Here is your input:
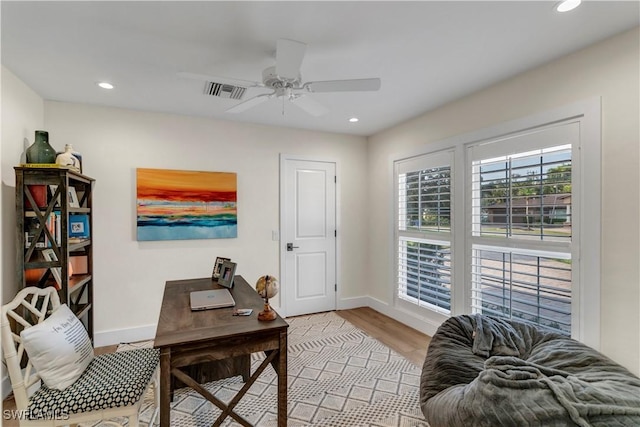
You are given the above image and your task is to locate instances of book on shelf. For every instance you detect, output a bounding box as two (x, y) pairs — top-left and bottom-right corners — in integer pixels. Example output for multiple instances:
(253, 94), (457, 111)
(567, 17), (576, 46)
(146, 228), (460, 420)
(68, 237), (90, 244)
(19, 163), (81, 172)
(25, 211), (63, 248)
(25, 216), (45, 248)
(25, 184), (47, 209)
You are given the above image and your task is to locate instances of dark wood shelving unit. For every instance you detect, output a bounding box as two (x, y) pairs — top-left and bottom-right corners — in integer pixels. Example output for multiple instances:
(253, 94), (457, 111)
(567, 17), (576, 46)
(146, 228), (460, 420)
(15, 166), (95, 340)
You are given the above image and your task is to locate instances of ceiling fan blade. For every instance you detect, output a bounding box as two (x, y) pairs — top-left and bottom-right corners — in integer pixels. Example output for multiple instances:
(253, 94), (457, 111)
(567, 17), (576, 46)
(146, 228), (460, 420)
(305, 78), (381, 93)
(226, 93), (273, 113)
(178, 71), (263, 88)
(276, 39), (307, 80)
(291, 95), (329, 117)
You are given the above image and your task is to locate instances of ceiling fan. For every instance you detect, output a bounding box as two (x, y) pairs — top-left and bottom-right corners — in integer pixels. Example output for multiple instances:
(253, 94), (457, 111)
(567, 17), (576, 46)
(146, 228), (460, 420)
(180, 39), (381, 117)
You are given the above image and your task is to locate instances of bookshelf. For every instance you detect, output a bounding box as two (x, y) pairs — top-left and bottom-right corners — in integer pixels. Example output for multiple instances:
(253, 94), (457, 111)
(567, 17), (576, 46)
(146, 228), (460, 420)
(15, 166), (94, 340)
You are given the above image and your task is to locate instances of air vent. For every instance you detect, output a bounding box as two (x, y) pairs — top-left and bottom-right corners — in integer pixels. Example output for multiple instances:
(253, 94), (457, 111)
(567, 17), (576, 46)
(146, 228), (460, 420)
(204, 82), (246, 100)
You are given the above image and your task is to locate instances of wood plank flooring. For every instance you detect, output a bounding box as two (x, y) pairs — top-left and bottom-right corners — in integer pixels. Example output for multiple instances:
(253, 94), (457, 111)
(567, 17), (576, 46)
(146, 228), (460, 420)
(336, 307), (430, 366)
(1, 307), (431, 424)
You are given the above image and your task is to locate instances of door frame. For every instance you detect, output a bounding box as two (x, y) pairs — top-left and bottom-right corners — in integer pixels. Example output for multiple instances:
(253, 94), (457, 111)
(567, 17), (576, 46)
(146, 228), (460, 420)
(279, 154), (340, 318)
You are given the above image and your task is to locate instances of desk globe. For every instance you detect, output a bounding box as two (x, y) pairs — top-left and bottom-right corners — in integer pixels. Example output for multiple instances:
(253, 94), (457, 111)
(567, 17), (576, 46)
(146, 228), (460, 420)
(255, 275), (279, 321)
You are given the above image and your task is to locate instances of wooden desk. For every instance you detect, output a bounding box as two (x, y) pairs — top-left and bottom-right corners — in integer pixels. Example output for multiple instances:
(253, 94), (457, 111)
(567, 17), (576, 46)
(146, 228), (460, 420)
(154, 276), (289, 427)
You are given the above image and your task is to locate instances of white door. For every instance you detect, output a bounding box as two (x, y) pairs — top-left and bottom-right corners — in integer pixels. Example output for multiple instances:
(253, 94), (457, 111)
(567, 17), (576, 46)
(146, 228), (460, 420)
(281, 156), (336, 317)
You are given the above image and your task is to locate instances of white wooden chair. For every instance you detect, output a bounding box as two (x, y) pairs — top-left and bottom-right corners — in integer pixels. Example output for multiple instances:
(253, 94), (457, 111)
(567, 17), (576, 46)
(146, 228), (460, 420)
(1, 286), (160, 427)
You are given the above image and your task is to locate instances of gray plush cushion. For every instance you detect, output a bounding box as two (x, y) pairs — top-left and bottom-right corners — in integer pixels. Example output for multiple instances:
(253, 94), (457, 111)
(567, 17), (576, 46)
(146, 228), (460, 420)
(420, 315), (640, 427)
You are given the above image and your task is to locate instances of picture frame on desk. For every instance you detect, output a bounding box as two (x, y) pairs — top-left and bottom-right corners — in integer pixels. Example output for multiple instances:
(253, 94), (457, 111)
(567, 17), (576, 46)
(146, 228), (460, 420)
(218, 261), (237, 289)
(212, 256), (231, 280)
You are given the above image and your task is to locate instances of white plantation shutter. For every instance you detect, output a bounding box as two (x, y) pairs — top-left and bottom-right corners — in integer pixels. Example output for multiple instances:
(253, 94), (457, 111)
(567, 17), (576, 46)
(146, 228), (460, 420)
(470, 246), (572, 334)
(467, 123), (577, 335)
(392, 103), (600, 346)
(396, 151), (453, 315)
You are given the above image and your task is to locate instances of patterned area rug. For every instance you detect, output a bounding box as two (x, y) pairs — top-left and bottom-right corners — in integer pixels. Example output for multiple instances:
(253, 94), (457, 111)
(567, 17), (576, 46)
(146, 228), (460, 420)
(95, 311), (428, 426)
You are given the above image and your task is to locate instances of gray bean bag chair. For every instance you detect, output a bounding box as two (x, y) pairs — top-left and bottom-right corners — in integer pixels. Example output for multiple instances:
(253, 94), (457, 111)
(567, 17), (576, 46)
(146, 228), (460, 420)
(420, 314), (640, 427)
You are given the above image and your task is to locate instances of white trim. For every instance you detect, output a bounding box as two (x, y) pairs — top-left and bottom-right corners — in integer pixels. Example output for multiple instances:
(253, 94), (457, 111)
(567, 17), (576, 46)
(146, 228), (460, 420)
(279, 154), (340, 318)
(93, 323), (157, 348)
(367, 296), (442, 338)
(337, 296), (369, 311)
(575, 97), (601, 350)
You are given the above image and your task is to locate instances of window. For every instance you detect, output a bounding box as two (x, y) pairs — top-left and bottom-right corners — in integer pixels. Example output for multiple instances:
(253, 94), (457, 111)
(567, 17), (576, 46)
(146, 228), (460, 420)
(396, 152), (453, 315)
(468, 125), (576, 335)
(470, 247), (571, 334)
(394, 100), (600, 346)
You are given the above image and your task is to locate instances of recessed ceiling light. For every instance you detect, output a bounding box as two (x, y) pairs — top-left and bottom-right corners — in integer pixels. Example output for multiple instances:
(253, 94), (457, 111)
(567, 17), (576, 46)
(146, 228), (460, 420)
(97, 82), (114, 90)
(349, 117), (359, 123)
(556, 0), (581, 12)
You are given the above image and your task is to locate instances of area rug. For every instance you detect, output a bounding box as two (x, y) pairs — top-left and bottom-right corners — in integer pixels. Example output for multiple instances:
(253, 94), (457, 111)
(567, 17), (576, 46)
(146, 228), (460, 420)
(90, 311), (428, 426)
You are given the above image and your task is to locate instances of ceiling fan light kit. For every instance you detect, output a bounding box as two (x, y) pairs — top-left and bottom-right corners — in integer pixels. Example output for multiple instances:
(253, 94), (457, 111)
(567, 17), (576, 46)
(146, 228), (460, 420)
(183, 38), (381, 117)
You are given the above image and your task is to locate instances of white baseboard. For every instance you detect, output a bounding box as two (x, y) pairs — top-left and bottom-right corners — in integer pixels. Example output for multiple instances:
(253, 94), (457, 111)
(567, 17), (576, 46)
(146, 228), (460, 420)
(94, 324), (157, 348)
(337, 296), (369, 310)
(366, 296), (443, 337)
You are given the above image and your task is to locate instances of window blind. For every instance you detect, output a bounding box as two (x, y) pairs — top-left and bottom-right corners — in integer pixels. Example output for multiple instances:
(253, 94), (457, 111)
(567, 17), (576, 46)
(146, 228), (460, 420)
(471, 247), (571, 335)
(396, 151), (453, 315)
(467, 122), (576, 336)
(399, 166), (451, 232)
(398, 237), (451, 314)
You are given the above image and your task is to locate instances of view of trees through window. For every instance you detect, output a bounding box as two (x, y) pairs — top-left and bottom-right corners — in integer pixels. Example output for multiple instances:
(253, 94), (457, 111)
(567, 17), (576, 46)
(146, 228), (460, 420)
(402, 166), (451, 232)
(473, 147), (572, 241)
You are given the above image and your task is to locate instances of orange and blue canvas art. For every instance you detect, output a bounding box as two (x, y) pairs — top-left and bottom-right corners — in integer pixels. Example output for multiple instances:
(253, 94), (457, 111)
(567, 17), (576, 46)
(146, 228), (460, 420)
(136, 168), (237, 241)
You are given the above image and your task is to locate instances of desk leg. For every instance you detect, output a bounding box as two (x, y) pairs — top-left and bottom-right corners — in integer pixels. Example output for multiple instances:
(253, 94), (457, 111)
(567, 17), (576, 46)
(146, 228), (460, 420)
(160, 348), (171, 427)
(277, 330), (287, 427)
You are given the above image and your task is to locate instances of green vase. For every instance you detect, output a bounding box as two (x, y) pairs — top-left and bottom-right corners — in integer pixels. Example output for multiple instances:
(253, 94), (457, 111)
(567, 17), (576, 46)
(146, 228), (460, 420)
(26, 130), (56, 164)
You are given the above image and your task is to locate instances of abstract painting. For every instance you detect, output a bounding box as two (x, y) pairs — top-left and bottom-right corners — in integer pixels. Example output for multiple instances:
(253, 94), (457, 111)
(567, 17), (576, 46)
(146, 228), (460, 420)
(136, 168), (237, 241)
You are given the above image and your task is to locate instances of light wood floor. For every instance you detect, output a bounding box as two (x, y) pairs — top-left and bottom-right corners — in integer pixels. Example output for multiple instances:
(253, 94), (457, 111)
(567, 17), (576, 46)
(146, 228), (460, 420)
(336, 307), (430, 366)
(1, 307), (430, 424)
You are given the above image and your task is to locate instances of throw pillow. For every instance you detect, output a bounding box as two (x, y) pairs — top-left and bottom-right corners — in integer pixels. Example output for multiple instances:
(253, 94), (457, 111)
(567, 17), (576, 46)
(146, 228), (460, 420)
(20, 303), (94, 390)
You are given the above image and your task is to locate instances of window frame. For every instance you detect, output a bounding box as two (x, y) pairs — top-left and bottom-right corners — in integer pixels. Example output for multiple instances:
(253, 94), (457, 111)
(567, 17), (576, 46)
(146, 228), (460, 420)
(394, 149), (455, 320)
(392, 98), (601, 349)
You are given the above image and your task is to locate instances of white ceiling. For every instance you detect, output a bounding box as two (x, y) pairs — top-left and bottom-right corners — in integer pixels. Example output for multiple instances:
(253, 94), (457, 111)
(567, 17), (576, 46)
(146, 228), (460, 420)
(2, 1), (638, 136)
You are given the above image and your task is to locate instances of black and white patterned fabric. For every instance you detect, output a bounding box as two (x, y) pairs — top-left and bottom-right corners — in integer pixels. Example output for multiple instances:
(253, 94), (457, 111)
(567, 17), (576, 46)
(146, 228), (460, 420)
(27, 348), (159, 419)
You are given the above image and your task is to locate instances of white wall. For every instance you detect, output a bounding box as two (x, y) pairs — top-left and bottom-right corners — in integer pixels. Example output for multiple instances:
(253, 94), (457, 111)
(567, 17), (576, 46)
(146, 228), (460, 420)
(1, 66), (45, 304)
(1, 66), (45, 398)
(41, 102), (368, 345)
(367, 28), (640, 375)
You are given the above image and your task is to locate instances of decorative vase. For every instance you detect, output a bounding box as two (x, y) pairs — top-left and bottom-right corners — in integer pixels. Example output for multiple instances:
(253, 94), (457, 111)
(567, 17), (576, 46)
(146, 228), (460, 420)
(26, 130), (56, 164)
(71, 148), (83, 173)
(56, 144), (81, 171)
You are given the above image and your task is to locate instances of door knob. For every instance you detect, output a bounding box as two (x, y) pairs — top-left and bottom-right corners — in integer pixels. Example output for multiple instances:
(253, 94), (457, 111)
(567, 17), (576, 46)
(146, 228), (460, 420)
(286, 243), (300, 251)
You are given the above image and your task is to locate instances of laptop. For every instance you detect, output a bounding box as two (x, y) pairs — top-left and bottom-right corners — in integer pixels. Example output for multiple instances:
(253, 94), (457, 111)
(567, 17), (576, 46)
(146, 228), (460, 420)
(190, 289), (236, 311)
